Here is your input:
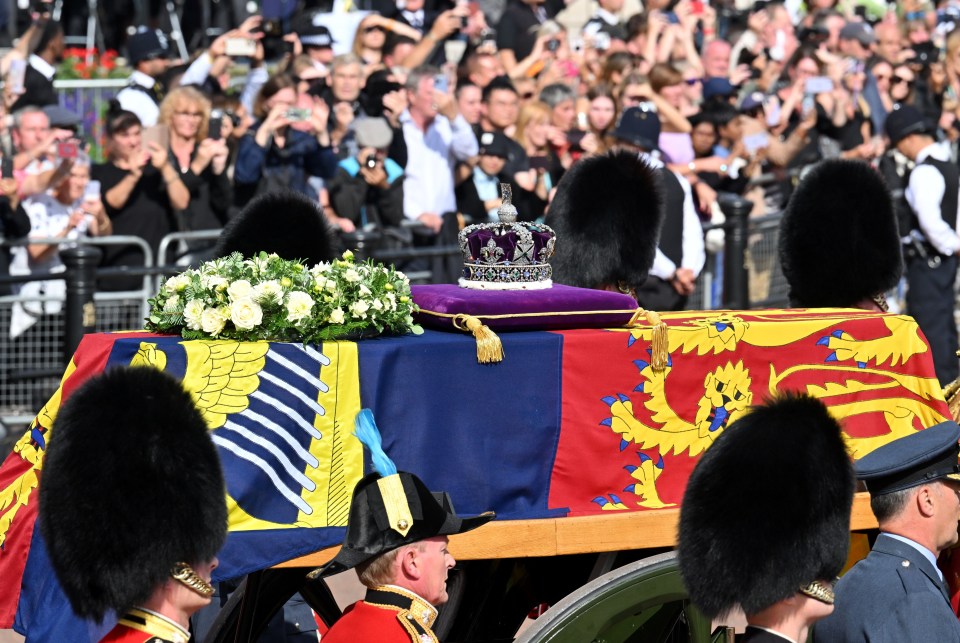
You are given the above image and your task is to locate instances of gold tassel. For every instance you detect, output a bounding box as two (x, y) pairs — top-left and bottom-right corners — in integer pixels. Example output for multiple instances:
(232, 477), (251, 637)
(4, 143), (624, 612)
(628, 308), (669, 373)
(944, 377), (960, 423)
(453, 314), (504, 364)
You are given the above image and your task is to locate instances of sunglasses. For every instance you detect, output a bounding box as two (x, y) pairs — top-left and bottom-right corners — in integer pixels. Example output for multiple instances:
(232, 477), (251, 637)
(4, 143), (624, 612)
(873, 74), (891, 81)
(892, 76), (914, 86)
(684, 78), (702, 86)
(364, 25), (385, 33)
(624, 95), (646, 103)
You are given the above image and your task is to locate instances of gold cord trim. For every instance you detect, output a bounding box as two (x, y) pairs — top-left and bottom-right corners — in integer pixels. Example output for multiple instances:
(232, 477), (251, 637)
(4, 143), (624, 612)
(171, 562), (215, 597)
(451, 314), (504, 364)
(799, 580), (835, 605)
(423, 307), (669, 366)
(944, 375), (960, 423)
(419, 308), (640, 321)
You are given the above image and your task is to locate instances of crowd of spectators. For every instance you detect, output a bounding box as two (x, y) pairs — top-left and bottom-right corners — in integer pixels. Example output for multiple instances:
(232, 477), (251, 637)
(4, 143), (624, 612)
(1, 0), (960, 309)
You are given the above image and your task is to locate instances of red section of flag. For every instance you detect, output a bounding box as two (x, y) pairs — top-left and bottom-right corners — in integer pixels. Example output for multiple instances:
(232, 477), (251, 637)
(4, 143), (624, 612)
(549, 311), (948, 518)
(0, 332), (150, 627)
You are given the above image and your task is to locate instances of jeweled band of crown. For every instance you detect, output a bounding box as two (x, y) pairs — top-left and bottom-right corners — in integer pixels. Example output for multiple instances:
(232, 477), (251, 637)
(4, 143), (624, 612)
(458, 183), (557, 290)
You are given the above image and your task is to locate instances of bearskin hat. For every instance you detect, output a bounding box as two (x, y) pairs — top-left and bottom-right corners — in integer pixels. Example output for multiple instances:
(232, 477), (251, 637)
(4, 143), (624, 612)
(779, 159), (902, 308)
(39, 366), (227, 622)
(677, 393), (854, 619)
(215, 189), (336, 266)
(548, 150), (664, 294)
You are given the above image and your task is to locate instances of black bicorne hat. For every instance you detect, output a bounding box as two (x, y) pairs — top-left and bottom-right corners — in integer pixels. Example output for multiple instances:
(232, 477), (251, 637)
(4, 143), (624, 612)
(308, 410), (494, 579)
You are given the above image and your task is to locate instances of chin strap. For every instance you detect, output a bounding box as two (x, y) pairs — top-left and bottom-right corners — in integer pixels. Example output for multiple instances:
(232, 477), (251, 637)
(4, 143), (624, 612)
(799, 580), (835, 605)
(171, 562), (215, 597)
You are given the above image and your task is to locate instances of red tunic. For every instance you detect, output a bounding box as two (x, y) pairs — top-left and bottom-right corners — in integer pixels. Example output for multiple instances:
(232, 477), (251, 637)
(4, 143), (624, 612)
(322, 586), (440, 643)
(99, 608), (190, 643)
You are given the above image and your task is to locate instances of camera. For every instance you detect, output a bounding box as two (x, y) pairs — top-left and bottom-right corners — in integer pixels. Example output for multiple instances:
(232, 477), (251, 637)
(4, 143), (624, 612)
(364, 154), (378, 169)
(546, 38), (560, 52)
(285, 107), (312, 122)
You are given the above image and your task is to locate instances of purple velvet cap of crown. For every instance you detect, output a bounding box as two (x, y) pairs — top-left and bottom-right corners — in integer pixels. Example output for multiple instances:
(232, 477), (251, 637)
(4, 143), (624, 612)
(462, 225), (555, 265)
(412, 284), (639, 331)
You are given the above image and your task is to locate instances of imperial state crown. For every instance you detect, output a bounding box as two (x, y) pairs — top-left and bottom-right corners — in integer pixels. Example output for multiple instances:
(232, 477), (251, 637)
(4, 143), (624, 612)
(457, 183), (556, 289)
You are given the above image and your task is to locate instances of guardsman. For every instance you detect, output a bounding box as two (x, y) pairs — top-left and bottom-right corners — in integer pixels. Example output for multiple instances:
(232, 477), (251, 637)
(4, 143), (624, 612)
(814, 422), (960, 642)
(39, 367), (227, 642)
(885, 105), (960, 384)
(679, 394), (855, 643)
(779, 158), (903, 311)
(309, 410), (494, 642)
(548, 146), (665, 300)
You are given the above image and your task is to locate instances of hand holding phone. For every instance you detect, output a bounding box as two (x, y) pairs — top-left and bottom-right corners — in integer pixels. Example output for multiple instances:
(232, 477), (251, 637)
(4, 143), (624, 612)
(434, 74), (449, 94)
(208, 109), (223, 140)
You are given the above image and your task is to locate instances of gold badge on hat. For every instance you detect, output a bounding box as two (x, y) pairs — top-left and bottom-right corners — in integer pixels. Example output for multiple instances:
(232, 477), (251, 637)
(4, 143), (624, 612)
(377, 473), (414, 536)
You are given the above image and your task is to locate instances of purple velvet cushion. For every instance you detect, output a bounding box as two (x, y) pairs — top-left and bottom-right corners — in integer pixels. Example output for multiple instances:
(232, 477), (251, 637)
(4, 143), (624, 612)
(412, 284), (639, 331)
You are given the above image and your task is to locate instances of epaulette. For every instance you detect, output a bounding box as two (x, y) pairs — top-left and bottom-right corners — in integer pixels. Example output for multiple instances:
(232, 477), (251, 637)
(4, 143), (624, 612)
(366, 586), (440, 643)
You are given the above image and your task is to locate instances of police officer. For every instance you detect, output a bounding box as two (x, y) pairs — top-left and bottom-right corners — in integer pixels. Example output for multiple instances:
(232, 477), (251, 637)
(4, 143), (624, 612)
(116, 29), (172, 127)
(679, 394), (855, 643)
(309, 411), (494, 642)
(885, 105), (960, 385)
(814, 422), (960, 642)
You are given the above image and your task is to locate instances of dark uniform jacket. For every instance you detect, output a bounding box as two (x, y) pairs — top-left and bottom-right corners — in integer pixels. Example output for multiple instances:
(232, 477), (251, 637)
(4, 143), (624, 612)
(813, 533), (960, 642)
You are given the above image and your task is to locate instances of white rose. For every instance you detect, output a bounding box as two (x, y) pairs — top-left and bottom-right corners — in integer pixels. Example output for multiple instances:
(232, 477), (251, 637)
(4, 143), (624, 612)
(163, 295), (181, 312)
(386, 293), (397, 310)
(329, 307), (345, 324)
(372, 298), (383, 310)
(201, 275), (228, 291)
(325, 280), (338, 294)
(349, 300), (370, 319)
(200, 307), (226, 336)
(183, 299), (206, 330)
(227, 279), (254, 302)
(358, 284), (372, 297)
(165, 274), (190, 292)
(344, 269), (360, 283)
(254, 280), (283, 305)
(230, 298), (264, 330)
(285, 291), (315, 322)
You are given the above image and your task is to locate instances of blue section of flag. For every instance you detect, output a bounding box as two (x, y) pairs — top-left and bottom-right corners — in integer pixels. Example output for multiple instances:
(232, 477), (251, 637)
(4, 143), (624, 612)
(357, 329), (567, 520)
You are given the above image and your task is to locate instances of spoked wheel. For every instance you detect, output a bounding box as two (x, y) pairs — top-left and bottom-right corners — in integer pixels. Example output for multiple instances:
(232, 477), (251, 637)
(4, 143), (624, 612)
(514, 551), (717, 643)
